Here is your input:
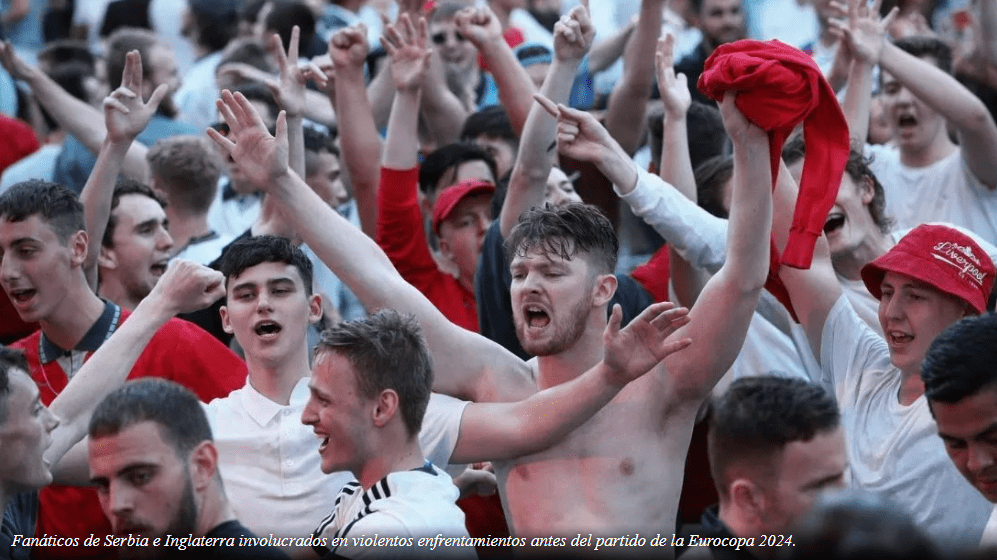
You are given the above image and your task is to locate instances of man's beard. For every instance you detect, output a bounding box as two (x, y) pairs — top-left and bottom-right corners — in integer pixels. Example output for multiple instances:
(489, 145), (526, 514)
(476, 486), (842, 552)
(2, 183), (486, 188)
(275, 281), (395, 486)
(516, 295), (590, 357)
(118, 474), (198, 559)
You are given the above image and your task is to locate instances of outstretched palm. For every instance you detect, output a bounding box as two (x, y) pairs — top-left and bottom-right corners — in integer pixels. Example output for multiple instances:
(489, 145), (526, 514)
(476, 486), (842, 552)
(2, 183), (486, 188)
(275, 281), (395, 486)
(104, 50), (167, 144)
(384, 14), (431, 91)
(656, 34), (691, 117)
(603, 302), (692, 385)
(208, 90), (290, 192)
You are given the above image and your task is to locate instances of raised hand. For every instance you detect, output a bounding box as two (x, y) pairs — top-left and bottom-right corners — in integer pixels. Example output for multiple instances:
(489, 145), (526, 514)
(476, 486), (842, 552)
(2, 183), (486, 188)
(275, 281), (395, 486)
(328, 22), (370, 72)
(602, 302), (692, 385)
(719, 92), (765, 145)
(0, 40), (36, 81)
(382, 13), (431, 92)
(207, 90), (290, 192)
(454, 6), (504, 48)
(103, 50), (168, 145)
(829, 0), (898, 65)
(535, 93), (615, 164)
(145, 259), (226, 315)
(266, 26), (322, 118)
(553, 0), (595, 63)
(655, 34), (691, 118)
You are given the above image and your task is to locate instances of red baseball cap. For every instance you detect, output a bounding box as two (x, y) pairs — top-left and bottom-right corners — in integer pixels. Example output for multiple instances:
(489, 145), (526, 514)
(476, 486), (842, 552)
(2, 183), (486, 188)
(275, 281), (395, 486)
(861, 224), (995, 314)
(432, 179), (495, 235)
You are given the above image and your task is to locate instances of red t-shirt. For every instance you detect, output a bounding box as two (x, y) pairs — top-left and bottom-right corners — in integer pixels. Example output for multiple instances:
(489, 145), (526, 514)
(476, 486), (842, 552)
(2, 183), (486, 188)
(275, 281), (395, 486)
(376, 166), (479, 332)
(13, 310), (246, 560)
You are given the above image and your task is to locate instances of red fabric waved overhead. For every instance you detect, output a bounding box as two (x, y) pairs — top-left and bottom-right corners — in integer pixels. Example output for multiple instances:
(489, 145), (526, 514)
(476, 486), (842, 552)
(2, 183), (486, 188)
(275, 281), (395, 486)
(698, 39), (850, 318)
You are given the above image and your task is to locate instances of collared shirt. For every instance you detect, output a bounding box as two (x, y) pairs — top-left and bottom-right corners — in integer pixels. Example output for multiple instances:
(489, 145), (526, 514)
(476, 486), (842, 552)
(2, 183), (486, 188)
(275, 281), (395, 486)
(39, 299), (120, 383)
(203, 378), (468, 538)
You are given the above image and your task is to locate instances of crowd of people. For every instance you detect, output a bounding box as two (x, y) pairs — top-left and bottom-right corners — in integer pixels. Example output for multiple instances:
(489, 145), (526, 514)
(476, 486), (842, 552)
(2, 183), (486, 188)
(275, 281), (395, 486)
(1, 0), (997, 559)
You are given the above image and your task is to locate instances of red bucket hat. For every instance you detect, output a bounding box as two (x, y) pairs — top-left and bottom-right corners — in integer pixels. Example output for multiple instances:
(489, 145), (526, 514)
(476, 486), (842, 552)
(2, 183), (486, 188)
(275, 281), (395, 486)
(432, 179), (495, 235)
(861, 224), (995, 314)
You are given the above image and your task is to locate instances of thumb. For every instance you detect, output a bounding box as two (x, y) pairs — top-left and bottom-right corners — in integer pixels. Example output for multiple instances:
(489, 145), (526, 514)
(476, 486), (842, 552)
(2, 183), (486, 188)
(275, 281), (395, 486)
(147, 83), (170, 111)
(605, 303), (623, 340)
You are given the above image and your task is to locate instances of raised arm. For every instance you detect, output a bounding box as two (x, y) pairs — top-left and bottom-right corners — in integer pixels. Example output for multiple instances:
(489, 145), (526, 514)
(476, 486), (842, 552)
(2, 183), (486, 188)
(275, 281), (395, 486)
(208, 91), (535, 404)
(81, 51), (167, 290)
(382, 14), (430, 171)
(653, 96), (771, 405)
(451, 302), (691, 463)
(324, 23), (382, 237)
(603, 0), (663, 155)
(419, 44), (472, 146)
(45, 261), (225, 468)
(456, 5), (537, 133)
(776, 158), (844, 359)
(0, 40), (151, 182)
(833, 0), (896, 146)
(654, 33), (702, 307)
(500, 0), (594, 237)
(265, 26), (311, 178)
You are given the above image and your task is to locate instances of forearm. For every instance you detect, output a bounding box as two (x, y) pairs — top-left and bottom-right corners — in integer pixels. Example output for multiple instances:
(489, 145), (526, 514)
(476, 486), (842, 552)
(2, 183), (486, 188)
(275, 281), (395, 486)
(383, 88), (422, 169)
(368, 63), (397, 131)
(287, 115), (306, 178)
(479, 41), (538, 133)
(721, 134), (771, 293)
(81, 138), (131, 287)
(45, 295), (174, 464)
(501, 58), (581, 235)
(419, 52), (469, 145)
(880, 42), (991, 130)
(302, 89), (336, 127)
(452, 360), (624, 463)
(588, 22), (635, 73)
(334, 70), (383, 237)
(660, 112), (695, 199)
(618, 168), (729, 273)
(842, 60), (873, 146)
(603, 0), (662, 154)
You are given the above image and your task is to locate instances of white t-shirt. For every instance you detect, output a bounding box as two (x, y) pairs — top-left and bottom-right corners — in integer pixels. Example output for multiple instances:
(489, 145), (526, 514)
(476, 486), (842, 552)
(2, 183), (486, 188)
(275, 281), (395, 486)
(866, 144), (997, 245)
(203, 379), (469, 538)
(821, 296), (993, 548)
(311, 465), (476, 559)
(982, 506), (997, 548)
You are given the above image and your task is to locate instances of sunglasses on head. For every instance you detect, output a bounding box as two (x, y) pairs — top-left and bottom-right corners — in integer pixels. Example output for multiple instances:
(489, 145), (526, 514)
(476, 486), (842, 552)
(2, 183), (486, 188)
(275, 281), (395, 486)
(431, 30), (466, 45)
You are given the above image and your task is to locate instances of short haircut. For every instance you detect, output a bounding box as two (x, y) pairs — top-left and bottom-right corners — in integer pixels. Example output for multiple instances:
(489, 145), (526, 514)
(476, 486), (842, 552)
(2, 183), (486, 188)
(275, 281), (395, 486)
(460, 106), (518, 147)
(430, 1), (467, 22)
(37, 39), (97, 74)
(88, 378), (213, 459)
(647, 101), (727, 171)
(315, 310), (432, 438)
(504, 202), (618, 275)
(105, 27), (161, 91)
(694, 155), (734, 219)
(782, 134), (893, 234)
(708, 376), (840, 499)
(922, 313), (997, 405)
(146, 135), (223, 216)
(303, 127), (340, 178)
(893, 35), (952, 74)
(265, 1), (316, 55)
(0, 180), (86, 244)
(0, 348), (29, 424)
(102, 178), (168, 249)
(218, 235), (314, 296)
(418, 143), (498, 197)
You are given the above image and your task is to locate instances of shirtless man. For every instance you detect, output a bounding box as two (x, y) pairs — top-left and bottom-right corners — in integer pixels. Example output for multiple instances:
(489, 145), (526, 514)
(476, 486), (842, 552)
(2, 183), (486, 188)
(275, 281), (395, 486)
(207, 88), (771, 542)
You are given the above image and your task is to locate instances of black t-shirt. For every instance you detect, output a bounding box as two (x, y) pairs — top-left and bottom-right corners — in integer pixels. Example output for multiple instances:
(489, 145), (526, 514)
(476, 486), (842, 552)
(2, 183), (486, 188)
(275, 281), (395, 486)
(0, 492), (38, 560)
